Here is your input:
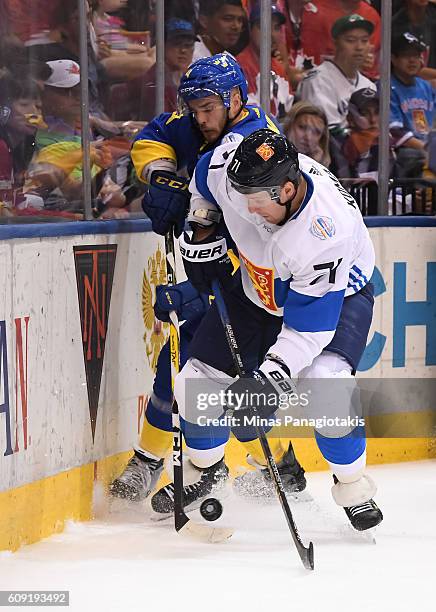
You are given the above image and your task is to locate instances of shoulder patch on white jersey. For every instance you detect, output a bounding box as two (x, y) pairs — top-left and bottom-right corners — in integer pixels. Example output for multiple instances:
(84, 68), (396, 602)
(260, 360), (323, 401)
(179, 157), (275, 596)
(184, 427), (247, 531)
(310, 216), (336, 240)
(222, 133), (238, 144)
(302, 68), (319, 81)
(308, 165), (322, 175)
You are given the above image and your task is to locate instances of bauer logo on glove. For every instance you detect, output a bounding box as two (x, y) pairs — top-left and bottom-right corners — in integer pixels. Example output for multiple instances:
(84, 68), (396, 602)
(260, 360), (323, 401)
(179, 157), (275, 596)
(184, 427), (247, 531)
(179, 230), (239, 294)
(179, 235), (227, 262)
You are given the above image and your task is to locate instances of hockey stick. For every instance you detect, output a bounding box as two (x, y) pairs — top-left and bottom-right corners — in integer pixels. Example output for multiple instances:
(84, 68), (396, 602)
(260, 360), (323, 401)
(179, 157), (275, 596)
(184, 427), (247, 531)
(211, 279), (314, 569)
(165, 232), (233, 543)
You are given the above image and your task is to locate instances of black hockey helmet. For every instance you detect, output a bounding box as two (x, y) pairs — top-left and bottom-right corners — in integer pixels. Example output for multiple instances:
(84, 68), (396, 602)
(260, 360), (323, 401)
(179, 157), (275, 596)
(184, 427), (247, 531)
(227, 129), (300, 201)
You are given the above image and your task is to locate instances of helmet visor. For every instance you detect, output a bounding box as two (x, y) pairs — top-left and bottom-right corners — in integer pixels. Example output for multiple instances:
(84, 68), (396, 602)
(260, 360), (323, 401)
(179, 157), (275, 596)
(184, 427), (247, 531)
(246, 191), (278, 210)
(228, 178), (282, 202)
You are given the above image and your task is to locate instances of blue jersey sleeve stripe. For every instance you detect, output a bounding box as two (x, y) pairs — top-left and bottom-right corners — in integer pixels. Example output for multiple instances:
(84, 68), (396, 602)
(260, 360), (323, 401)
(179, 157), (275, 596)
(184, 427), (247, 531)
(195, 151), (219, 206)
(348, 271), (365, 290)
(274, 277), (292, 308)
(347, 279), (362, 291)
(352, 265), (368, 284)
(283, 288), (345, 332)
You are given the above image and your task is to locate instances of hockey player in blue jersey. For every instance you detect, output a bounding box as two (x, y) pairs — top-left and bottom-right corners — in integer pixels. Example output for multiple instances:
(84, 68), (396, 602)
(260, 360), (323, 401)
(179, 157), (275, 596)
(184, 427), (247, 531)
(151, 129), (383, 531)
(110, 54), (306, 502)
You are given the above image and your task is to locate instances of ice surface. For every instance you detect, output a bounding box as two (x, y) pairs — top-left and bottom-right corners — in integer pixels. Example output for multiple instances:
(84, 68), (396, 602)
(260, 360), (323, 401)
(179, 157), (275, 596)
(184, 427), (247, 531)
(1, 461), (434, 612)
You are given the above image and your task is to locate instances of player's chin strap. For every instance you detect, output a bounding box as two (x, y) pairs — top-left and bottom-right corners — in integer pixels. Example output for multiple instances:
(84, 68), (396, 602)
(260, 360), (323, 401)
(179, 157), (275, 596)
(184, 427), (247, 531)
(226, 101), (244, 127)
(278, 176), (302, 226)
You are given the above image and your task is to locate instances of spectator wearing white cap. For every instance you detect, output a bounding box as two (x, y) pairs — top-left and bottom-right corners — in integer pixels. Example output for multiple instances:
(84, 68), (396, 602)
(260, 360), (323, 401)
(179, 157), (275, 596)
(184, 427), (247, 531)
(38, 60), (82, 144)
(25, 59), (112, 208)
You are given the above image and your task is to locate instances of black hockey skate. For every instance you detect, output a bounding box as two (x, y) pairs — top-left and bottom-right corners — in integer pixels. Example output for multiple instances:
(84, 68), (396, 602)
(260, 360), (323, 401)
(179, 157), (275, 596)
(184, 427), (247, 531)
(344, 499), (383, 531)
(234, 442), (306, 498)
(150, 458), (229, 516)
(332, 475), (383, 531)
(109, 450), (164, 502)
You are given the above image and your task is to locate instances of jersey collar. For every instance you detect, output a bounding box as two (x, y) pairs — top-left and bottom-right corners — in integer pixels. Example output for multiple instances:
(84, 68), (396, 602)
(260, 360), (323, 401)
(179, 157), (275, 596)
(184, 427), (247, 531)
(288, 171), (314, 221)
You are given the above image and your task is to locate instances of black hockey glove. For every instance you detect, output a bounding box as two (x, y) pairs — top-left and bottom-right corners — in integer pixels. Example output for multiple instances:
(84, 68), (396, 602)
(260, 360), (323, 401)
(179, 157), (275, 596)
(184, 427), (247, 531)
(179, 228), (239, 295)
(142, 170), (190, 237)
(224, 357), (296, 439)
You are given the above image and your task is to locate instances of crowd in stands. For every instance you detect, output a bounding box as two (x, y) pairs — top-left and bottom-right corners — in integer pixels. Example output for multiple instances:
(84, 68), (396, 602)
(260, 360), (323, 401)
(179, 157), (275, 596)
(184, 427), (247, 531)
(0, 0), (435, 220)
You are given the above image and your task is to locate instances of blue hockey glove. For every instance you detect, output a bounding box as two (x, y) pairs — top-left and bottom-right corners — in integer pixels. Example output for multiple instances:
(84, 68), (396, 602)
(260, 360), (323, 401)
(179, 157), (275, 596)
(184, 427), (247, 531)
(154, 281), (209, 323)
(179, 229), (239, 295)
(142, 170), (190, 237)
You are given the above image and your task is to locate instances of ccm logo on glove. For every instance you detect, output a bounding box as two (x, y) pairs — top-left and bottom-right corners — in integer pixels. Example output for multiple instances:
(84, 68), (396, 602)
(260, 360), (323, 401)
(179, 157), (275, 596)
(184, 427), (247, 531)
(154, 174), (189, 192)
(179, 236), (227, 262)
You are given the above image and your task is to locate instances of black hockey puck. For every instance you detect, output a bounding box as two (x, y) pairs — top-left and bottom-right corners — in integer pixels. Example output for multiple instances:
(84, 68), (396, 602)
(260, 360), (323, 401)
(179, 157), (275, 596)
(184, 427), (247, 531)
(200, 498), (223, 521)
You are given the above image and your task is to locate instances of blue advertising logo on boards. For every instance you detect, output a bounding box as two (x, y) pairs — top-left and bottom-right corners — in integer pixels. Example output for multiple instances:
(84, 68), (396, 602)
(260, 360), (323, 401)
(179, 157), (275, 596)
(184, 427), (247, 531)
(358, 262), (436, 371)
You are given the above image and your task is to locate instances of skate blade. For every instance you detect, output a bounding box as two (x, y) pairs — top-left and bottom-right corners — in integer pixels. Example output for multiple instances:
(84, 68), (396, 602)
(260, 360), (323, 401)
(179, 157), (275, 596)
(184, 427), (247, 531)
(341, 523), (378, 544)
(360, 527), (377, 544)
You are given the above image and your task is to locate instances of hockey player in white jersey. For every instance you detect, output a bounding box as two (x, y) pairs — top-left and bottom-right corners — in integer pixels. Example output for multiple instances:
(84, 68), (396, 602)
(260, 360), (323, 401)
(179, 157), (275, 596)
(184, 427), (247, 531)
(151, 128), (383, 531)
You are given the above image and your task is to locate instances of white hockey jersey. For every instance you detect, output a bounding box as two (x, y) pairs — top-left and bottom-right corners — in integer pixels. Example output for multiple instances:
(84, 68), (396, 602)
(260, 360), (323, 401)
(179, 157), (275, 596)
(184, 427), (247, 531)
(189, 146), (375, 375)
(297, 61), (376, 131)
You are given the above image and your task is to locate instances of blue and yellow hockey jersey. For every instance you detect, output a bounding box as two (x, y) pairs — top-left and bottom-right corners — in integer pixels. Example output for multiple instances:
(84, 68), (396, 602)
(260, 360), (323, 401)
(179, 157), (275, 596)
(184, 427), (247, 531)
(131, 105), (280, 182)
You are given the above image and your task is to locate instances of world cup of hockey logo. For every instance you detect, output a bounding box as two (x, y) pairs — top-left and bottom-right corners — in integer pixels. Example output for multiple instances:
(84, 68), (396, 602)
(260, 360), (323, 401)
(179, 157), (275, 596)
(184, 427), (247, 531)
(142, 246), (169, 373)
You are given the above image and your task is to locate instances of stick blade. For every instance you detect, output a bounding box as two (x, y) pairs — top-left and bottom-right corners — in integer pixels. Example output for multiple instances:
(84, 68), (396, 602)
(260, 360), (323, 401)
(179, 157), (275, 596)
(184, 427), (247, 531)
(301, 541), (314, 570)
(178, 520), (234, 543)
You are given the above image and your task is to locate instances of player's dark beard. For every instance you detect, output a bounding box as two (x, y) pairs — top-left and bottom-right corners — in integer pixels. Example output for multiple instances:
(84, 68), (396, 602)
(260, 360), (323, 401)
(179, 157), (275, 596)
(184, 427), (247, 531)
(191, 101), (244, 146)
